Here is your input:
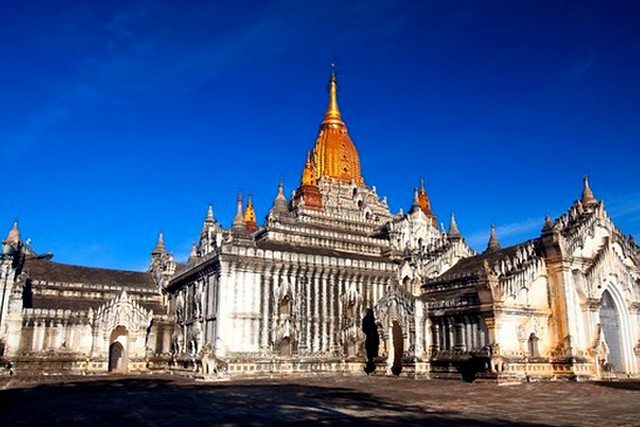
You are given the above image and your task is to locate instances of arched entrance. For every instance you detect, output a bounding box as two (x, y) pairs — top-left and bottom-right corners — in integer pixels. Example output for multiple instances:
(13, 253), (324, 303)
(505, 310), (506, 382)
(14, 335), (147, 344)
(390, 320), (403, 375)
(108, 326), (128, 373)
(600, 290), (623, 372)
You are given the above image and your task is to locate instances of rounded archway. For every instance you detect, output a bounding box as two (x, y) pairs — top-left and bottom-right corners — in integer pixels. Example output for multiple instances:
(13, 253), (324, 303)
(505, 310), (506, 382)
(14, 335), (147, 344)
(599, 290), (623, 372)
(108, 326), (128, 373)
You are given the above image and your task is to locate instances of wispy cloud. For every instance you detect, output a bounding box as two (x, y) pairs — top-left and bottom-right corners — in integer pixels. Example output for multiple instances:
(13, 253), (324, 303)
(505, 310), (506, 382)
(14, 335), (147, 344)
(467, 217), (542, 249)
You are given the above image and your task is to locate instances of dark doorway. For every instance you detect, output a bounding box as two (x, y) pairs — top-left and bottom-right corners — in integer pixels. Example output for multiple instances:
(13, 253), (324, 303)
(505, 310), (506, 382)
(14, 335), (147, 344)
(108, 342), (125, 372)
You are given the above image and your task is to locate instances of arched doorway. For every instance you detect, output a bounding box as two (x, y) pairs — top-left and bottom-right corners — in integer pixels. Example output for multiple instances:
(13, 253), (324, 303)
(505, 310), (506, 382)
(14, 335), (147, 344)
(108, 326), (128, 373)
(600, 290), (623, 372)
(108, 342), (125, 372)
(390, 320), (403, 375)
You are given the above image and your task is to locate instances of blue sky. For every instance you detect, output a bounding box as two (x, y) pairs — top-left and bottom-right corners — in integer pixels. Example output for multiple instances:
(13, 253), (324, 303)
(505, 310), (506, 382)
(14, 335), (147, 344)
(1, 1), (639, 271)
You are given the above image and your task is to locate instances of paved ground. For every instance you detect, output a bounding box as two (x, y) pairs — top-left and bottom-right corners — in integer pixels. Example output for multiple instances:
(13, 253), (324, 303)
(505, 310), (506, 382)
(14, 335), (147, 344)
(1, 374), (639, 426)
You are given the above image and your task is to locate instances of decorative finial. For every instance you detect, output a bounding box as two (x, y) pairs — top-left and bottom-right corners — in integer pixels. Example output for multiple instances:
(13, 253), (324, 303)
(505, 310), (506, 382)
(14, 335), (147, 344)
(301, 151), (317, 186)
(581, 175), (597, 207)
(151, 231), (166, 255)
(3, 219), (21, 246)
(189, 243), (198, 260)
(416, 180), (437, 227)
(322, 63), (344, 127)
(448, 212), (462, 240)
(232, 193), (246, 231)
(205, 205), (215, 223)
(272, 180), (289, 215)
(486, 224), (501, 252)
(542, 214), (553, 233)
(244, 193), (258, 232)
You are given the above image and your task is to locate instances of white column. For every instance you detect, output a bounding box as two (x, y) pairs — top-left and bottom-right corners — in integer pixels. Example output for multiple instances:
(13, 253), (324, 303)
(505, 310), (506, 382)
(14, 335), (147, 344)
(313, 268), (320, 353)
(321, 269), (328, 353)
(329, 270), (336, 353)
(260, 267), (270, 351)
(305, 268), (312, 351)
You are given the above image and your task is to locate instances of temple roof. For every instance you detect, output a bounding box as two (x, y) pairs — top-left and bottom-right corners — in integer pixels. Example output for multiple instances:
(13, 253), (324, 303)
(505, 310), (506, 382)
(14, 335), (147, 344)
(23, 258), (156, 289)
(425, 242), (531, 284)
(22, 258), (165, 313)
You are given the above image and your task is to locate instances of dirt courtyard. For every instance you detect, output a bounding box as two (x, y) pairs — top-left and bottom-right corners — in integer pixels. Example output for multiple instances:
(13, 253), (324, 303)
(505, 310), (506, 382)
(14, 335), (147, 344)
(1, 374), (638, 426)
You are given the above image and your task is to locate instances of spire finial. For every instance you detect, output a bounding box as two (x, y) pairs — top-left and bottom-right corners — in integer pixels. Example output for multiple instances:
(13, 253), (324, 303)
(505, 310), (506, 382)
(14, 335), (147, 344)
(232, 193), (246, 231)
(205, 204), (214, 223)
(486, 224), (501, 252)
(301, 151), (317, 186)
(189, 243), (198, 260)
(542, 214), (553, 233)
(409, 188), (420, 213)
(272, 180), (289, 215)
(448, 212), (462, 240)
(244, 193), (258, 232)
(3, 219), (20, 246)
(581, 175), (597, 207)
(152, 231), (166, 255)
(322, 63), (344, 128)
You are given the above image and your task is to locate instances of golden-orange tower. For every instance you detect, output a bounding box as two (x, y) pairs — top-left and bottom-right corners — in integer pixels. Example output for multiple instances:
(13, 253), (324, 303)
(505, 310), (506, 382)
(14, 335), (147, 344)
(244, 194), (258, 232)
(311, 66), (364, 186)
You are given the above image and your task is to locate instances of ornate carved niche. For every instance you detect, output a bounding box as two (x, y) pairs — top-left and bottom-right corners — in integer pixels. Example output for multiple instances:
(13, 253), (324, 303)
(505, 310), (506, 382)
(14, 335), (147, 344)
(93, 291), (153, 338)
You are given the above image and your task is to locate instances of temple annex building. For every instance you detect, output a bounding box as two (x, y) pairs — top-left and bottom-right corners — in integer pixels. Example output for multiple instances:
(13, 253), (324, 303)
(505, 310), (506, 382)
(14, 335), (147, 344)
(1, 70), (639, 382)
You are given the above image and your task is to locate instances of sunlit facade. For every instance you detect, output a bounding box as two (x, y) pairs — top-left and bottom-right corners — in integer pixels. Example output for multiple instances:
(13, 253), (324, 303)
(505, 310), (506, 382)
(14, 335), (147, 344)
(1, 71), (639, 381)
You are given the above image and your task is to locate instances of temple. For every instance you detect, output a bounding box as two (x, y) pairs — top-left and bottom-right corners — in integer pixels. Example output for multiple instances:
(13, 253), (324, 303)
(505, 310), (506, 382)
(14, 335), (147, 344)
(1, 69), (639, 382)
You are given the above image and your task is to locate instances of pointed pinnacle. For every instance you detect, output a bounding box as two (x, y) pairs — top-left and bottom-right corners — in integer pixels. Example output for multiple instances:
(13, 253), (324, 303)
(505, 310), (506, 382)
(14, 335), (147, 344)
(448, 212), (461, 239)
(205, 205), (214, 223)
(486, 224), (501, 252)
(152, 231), (166, 255)
(581, 176), (597, 206)
(4, 219), (20, 246)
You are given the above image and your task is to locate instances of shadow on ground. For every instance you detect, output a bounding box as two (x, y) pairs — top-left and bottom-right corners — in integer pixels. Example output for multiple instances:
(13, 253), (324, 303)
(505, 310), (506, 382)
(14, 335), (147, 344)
(0, 376), (546, 426)
(593, 380), (640, 391)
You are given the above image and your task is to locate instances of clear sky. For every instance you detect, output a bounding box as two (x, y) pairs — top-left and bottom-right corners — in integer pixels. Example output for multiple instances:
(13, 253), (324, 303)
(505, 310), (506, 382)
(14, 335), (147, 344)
(1, 1), (639, 271)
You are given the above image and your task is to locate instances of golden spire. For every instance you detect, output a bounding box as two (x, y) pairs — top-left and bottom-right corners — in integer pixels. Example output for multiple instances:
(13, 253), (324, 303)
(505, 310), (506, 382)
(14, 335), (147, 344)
(321, 63), (344, 128)
(417, 179), (437, 227)
(301, 151), (317, 186)
(244, 194), (258, 232)
(310, 65), (364, 186)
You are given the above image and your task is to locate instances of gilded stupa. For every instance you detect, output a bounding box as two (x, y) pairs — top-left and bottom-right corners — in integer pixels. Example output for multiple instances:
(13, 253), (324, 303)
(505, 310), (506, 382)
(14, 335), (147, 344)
(311, 65), (364, 186)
